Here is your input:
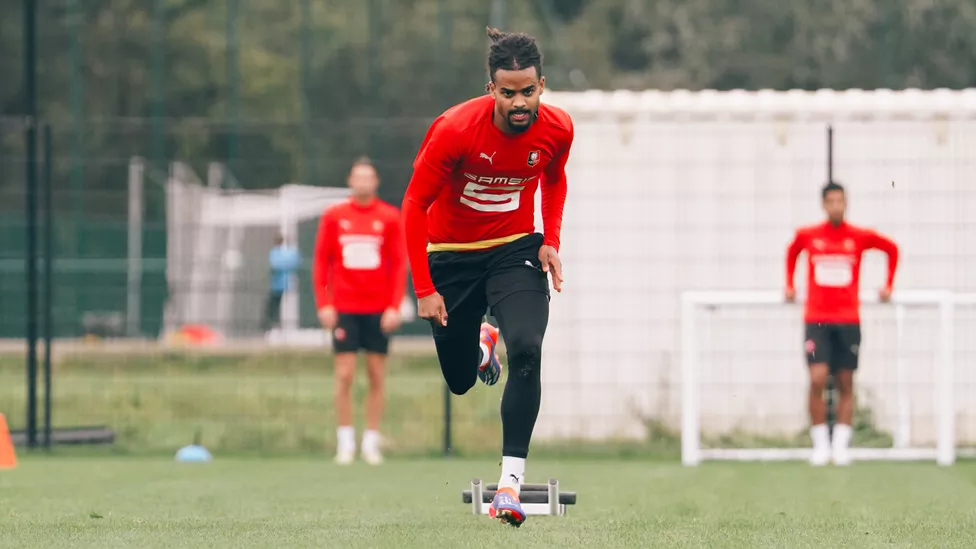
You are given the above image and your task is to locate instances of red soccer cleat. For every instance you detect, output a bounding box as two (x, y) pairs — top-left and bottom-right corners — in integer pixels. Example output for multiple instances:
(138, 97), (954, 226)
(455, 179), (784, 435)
(478, 322), (503, 386)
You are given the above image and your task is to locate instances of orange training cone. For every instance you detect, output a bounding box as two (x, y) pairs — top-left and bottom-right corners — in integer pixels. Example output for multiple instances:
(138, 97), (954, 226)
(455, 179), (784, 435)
(0, 414), (17, 469)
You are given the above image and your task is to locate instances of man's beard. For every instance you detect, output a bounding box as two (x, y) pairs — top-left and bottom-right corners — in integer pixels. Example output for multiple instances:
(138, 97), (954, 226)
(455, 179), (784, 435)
(506, 108), (535, 133)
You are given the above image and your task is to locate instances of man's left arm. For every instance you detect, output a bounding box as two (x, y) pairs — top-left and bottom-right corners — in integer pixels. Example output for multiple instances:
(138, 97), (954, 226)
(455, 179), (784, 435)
(541, 122), (574, 251)
(865, 230), (900, 290)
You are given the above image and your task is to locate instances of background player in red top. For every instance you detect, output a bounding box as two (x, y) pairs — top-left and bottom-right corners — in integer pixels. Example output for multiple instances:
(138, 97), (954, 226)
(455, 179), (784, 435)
(785, 181), (899, 467)
(313, 156), (407, 466)
(402, 28), (573, 527)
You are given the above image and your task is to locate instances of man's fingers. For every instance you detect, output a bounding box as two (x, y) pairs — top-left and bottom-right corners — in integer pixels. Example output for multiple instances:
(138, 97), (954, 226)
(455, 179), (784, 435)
(551, 261), (563, 292)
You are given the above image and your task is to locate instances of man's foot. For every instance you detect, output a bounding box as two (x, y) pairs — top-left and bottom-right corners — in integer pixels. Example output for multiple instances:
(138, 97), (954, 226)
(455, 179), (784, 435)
(488, 486), (525, 527)
(479, 322), (503, 386)
(334, 447), (355, 465)
(361, 447), (384, 466)
(831, 445), (851, 466)
(808, 424), (830, 466)
(809, 446), (830, 466)
(360, 430), (384, 465)
(831, 423), (853, 466)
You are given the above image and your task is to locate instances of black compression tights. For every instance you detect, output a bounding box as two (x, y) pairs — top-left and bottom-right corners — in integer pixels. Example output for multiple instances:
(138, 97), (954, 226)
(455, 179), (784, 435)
(433, 291), (549, 459)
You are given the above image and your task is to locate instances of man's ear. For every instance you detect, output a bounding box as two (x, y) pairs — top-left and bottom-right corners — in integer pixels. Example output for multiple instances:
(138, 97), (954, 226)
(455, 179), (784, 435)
(485, 81), (494, 95)
(538, 76), (546, 93)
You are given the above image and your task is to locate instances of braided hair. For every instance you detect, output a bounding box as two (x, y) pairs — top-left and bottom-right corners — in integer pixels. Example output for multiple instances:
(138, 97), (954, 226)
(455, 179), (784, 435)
(484, 27), (543, 93)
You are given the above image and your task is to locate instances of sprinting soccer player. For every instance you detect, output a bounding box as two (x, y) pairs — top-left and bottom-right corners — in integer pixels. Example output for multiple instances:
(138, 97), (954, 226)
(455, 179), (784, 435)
(785, 181), (899, 466)
(401, 28), (573, 527)
(313, 156), (408, 466)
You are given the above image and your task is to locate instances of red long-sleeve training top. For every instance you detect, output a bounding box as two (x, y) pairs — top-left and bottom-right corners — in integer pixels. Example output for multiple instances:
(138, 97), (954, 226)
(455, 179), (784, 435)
(786, 221), (899, 323)
(401, 95), (574, 299)
(312, 198), (408, 314)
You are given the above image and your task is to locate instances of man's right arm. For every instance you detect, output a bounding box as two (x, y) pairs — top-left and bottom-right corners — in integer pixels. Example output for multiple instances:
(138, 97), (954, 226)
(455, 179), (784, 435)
(785, 229), (806, 292)
(402, 119), (461, 299)
(312, 210), (335, 310)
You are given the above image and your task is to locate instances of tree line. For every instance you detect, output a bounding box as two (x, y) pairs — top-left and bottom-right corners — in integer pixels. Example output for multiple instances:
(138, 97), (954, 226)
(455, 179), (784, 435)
(1, 0), (973, 210)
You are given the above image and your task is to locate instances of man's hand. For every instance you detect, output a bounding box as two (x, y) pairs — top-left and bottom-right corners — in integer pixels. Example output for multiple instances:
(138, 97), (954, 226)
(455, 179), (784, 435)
(418, 293), (448, 326)
(380, 307), (402, 334)
(879, 286), (892, 303)
(539, 245), (564, 292)
(317, 306), (338, 330)
(784, 288), (796, 303)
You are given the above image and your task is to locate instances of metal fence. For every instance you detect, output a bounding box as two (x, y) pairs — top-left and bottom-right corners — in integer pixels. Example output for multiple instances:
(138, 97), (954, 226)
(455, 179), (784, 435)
(4, 0), (976, 459)
(0, 117), (447, 340)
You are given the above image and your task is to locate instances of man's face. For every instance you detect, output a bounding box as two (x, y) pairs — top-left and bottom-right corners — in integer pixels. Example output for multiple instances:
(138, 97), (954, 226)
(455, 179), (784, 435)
(348, 164), (379, 199)
(823, 189), (846, 224)
(489, 67), (545, 134)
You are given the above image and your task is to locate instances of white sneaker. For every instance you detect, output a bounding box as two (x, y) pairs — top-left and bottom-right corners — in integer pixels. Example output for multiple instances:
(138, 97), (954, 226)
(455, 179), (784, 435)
(361, 446), (383, 466)
(831, 424), (853, 466)
(832, 443), (851, 466)
(334, 447), (355, 465)
(809, 446), (831, 466)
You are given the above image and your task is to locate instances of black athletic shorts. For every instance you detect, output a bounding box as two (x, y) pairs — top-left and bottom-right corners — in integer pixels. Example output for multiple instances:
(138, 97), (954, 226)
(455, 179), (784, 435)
(332, 313), (390, 355)
(804, 322), (861, 372)
(427, 232), (550, 329)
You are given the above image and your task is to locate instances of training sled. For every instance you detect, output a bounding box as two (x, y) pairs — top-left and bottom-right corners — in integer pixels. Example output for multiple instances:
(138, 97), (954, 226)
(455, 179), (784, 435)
(462, 478), (577, 516)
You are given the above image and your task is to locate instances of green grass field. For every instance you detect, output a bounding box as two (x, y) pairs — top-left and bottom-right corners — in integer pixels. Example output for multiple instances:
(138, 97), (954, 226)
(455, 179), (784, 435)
(0, 348), (508, 457)
(3, 456), (976, 548)
(0, 346), (682, 458)
(2, 346), (975, 546)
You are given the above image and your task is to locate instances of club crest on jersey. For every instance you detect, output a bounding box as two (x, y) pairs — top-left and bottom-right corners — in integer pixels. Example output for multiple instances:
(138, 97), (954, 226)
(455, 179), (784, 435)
(527, 150), (541, 167)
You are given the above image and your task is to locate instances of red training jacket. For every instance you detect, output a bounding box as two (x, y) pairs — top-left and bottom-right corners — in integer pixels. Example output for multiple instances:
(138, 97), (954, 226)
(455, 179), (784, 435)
(786, 221), (899, 323)
(312, 198), (408, 314)
(402, 94), (575, 299)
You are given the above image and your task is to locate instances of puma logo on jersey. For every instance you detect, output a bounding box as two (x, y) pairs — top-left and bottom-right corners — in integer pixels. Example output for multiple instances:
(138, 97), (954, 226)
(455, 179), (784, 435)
(479, 151), (496, 164)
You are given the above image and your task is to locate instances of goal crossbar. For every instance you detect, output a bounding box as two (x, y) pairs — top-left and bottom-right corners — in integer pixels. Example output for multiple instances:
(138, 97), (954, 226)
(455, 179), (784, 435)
(680, 290), (956, 466)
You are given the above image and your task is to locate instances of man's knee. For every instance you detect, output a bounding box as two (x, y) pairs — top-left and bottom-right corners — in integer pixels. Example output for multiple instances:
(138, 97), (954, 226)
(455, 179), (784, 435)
(834, 370), (855, 395)
(447, 376), (477, 396)
(334, 354), (357, 389)
(504, 331), (543, 379)
(432, 330), (480, 396)
(808, 364), (830, 392)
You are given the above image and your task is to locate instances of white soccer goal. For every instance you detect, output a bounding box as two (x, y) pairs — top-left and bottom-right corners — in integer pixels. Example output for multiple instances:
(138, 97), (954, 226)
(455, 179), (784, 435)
(164, 162), (349, 343)
(680, 290), (955, 466)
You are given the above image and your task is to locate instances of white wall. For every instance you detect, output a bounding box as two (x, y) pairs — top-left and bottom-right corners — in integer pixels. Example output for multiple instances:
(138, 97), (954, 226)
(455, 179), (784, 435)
(535, 89), (976, 447)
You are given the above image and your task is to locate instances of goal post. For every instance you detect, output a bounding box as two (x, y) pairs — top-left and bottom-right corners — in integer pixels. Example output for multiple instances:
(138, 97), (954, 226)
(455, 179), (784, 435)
(164, 162), (350, 343)
(680, 290), (955, 466)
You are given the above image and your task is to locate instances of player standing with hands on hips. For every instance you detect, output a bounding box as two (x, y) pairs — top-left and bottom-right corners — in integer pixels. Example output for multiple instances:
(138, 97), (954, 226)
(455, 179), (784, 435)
(402, 28), (574, 527)
(313, 157), (407, 466)
(785, 181), (899, 466)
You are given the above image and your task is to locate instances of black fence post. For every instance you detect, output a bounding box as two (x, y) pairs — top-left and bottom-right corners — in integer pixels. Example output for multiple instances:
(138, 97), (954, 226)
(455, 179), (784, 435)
(24, 0), (39, 449)
(825, 124), (836, 436)
(42, 122), (53, 450)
